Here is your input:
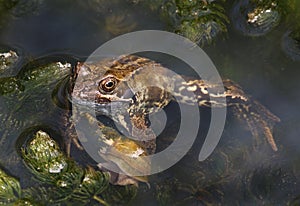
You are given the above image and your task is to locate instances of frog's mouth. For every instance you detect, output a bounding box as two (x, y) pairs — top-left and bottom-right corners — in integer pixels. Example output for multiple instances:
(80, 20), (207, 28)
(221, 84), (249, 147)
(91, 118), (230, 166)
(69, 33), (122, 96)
(69, 92), (131, 115)
(70, 95), (130, 107)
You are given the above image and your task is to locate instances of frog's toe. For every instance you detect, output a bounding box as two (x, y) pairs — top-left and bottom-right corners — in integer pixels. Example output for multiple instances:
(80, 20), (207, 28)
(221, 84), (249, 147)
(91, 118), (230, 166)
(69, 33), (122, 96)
(72, 136), (84, 151)
(232, 99), (280, 151)
(64, 132), (83, 157)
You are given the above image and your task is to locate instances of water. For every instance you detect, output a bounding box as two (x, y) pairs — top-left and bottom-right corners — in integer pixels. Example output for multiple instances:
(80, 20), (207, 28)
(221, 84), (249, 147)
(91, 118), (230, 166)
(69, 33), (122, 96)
(0, 0), (300, 205)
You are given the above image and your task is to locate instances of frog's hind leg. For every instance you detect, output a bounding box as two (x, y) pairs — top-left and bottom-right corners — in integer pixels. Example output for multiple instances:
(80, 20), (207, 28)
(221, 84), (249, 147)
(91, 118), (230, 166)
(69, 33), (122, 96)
(222, 80), (280, 151)
(231, 99), (280, 151)
(181, 78), (281, 151)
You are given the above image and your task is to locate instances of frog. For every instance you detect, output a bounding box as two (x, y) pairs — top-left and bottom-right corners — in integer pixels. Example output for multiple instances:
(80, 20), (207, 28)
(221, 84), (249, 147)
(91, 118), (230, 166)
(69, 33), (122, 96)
(68, 54), (280, 158)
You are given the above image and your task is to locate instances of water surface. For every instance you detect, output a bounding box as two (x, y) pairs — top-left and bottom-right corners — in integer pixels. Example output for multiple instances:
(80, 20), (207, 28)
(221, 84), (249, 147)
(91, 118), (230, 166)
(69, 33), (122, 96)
(0, 0), (300, 205)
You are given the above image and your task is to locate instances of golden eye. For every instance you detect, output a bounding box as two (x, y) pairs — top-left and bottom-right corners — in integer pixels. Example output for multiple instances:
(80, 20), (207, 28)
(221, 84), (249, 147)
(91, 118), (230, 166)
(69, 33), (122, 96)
(99, 77), (118, 93)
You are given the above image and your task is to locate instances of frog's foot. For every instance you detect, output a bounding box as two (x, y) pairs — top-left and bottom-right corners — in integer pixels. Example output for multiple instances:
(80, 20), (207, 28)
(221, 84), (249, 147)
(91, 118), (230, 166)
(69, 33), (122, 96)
(232, 99), (280, 151)
(219, 79), (280, 151)
(63, 122), (84, 157)
(64, 133), (84, 157)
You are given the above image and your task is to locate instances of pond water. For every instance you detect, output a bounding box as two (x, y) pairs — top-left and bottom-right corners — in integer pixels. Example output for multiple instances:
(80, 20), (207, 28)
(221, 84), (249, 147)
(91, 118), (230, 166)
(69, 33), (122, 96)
(0, 0), (300, 205)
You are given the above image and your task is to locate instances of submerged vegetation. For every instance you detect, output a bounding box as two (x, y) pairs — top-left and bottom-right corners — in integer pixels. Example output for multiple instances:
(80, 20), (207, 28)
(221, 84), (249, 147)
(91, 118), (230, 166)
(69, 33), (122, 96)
(231, 0), (300, 61)
(0, 168), (22, 205)
(127, 0), (229, 46)
(74, 0), (300, 53)
(0, 51), (18, 75)
(231, 0), (281, 36)
(0, 130), (137, 205)
(280, 0), (300, 61)
(0, 0), (43, 29)
(248, 0), (300, 39)
(286, 0), (300, 40)
(159, 0), (229, 46)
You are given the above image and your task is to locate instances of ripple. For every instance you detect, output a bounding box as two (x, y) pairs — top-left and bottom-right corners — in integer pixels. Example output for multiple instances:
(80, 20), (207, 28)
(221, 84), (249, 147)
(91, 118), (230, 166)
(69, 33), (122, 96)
(231, 0), (280, 36)
(281, 31), (300, 61)
(105, 12), (137, 36)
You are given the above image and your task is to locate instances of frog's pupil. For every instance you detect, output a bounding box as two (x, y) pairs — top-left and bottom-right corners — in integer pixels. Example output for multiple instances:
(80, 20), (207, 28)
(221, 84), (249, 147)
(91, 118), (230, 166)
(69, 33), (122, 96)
(106, 81), (114, 88)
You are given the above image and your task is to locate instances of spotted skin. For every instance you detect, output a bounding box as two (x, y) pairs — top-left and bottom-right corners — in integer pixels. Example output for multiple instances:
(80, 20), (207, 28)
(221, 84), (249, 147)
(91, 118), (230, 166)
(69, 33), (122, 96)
(70, 55), (280, 152)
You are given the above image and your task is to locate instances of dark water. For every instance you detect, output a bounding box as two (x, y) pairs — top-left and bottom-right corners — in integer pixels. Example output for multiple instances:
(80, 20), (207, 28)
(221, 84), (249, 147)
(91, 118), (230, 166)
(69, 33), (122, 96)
(0, 0), (300, 205)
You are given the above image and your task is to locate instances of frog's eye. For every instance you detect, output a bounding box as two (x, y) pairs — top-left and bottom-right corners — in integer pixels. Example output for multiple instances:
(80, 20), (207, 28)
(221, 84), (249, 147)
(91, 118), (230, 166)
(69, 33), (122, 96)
(99, 77), (118, 93)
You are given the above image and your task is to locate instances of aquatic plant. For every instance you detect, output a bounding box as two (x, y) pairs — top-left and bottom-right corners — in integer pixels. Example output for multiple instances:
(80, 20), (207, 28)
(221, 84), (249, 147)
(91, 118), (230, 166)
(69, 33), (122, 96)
(0, 130), (115, 205)
(0, 165), (48, 205)
(280, 0), (300, 61)
(0, 0), (43, 29)
(0, 76), (24, 95)
(159, 0), (229, 46)
(21, 130), (139, 205)
(0, 51), (18, 75)
(0, 60), (73, 170)
(289, 195), (300, 206)
(75, 0), (138, 37)
(230, 0), (282, 36)
(0, 168), (22, 205)
(126, 0), (228, 46)
(76, 0), (121, 13)
(104, 12), (137, 36)
(0, 0), (17, 28)
(21, 130), (110, 204)
(127, 0), (163, 11)
(238, 166), (298, 205)
(282, 31), (300, 61)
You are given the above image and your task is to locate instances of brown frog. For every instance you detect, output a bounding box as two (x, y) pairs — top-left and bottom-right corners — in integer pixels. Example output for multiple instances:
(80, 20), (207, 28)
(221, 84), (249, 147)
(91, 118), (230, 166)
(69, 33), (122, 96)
(68, 54), (280, 155)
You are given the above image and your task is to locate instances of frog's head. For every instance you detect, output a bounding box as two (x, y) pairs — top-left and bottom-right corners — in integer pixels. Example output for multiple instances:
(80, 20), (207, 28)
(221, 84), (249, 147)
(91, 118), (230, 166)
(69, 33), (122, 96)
(69, 55), (153, 116)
